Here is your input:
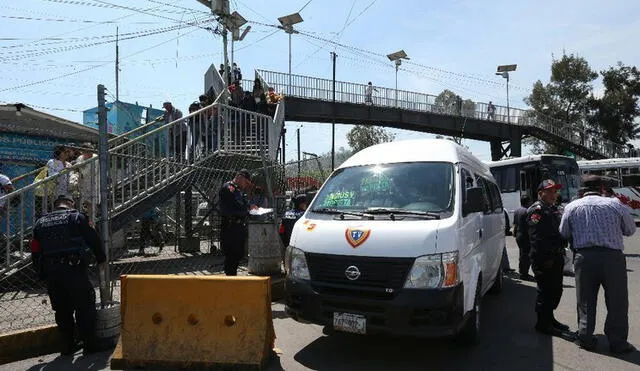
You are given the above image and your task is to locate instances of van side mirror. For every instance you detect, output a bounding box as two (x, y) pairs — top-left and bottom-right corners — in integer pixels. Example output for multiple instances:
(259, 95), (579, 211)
(464, 187), (485, 215)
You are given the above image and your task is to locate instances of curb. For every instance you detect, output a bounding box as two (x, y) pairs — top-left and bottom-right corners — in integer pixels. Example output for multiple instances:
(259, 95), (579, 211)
(0, 275), (286, 365)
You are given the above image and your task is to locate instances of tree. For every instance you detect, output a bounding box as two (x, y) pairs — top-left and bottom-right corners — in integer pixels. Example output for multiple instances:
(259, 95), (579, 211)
(524, 54), (598, 154)
(346, 125), (396, 153)
(589, 63), (640, 144)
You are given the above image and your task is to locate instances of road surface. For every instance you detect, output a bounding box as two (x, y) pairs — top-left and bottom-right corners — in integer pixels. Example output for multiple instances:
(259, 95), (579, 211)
(4, 235), (640, 370)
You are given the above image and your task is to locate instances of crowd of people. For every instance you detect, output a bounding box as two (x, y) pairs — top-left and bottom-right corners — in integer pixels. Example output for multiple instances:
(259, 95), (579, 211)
(510, 175), (636, 355)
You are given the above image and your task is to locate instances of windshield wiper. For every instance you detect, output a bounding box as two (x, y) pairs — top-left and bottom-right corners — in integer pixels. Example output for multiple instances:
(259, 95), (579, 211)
(311, 207), (372, 219)
(364, 207), (441, 219)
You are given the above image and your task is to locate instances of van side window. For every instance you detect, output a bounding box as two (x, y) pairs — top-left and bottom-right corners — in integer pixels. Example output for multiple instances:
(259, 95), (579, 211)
(489, 182), (503, 213)
(461, 168), (473, 206)
(475, 175), (491, 214)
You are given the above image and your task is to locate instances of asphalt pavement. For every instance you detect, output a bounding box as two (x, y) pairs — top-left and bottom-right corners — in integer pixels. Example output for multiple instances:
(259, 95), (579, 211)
(4, 235), (640, 371)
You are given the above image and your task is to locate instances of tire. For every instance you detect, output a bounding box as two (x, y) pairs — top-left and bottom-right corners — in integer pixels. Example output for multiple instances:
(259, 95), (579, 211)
(489, 264), (503, 294)
(93, 303), (121, 351)
(456, 280), (481, 346)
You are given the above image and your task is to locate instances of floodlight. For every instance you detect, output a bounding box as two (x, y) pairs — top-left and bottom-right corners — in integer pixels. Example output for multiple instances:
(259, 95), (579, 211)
(387, 50), (409, 61)
(497, 64), (517, 73)
(278, 12), (303, 27)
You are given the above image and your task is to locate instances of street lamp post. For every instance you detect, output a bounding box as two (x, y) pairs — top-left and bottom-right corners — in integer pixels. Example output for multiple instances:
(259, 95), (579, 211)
(278, 12), (303, 96)
(495, 64), (517, 125)
(387, 50), (409, 107)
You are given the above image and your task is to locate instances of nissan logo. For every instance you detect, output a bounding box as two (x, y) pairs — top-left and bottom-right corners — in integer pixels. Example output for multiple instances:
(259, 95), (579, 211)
(345, 265), (361, 281)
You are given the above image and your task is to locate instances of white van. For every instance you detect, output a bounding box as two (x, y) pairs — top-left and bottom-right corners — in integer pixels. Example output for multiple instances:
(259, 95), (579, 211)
(284, 139), (506, 344)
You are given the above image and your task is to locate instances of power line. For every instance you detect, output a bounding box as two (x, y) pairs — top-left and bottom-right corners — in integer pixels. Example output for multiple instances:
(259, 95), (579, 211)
(298, 0), (313, 12)
(5, 2), (169, 50)
(0, 21), (206, 61)
(0, 14), (163, 24)
(0, 26), (201, 93)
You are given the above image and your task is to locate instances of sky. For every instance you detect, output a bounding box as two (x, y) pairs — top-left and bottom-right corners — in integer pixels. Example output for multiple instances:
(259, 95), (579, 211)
(1, 0), (640, 163)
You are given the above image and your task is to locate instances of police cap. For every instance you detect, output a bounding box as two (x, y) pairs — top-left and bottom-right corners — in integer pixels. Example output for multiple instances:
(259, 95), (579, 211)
(235, 169), (252, 182)
(53, 195), (75, 207)
(537, 179), (562, 191)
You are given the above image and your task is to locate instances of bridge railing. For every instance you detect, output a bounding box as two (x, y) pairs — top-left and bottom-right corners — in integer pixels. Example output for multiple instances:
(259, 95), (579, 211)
(258, 69), (627, 158)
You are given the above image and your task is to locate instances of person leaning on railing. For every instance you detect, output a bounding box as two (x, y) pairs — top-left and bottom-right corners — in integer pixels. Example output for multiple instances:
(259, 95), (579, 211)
(0, 171), (16, 220)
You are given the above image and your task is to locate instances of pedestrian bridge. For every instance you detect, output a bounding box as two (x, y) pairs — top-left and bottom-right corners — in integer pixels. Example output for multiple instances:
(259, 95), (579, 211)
(257, 70), (626, 160)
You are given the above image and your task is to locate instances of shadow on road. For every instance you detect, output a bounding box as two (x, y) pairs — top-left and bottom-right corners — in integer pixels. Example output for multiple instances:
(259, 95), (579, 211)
(24, 351), (111, 371)
(291, 278), (561, 371)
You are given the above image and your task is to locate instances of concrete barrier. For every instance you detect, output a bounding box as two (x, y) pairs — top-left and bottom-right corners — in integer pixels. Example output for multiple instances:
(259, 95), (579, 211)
(0, 275), (284, 366)
(110, 274), (276, 370)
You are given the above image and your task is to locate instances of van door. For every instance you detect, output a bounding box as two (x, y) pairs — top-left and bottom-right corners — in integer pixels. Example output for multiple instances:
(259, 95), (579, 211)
(459, 167), (483, 310)
(475, 175), (501, 292)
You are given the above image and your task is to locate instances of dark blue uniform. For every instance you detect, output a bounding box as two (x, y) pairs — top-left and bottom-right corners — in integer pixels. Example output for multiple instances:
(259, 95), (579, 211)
(279, 209), (304, 248)
(527, 200), (566, 331)
(218, 181), (249, 276)
(31, 207), (106, 354)
(513, 206), (531, 275)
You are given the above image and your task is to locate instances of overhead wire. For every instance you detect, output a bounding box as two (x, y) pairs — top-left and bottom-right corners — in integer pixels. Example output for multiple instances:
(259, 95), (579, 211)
(0, 26), (202, 93)
(0, 21), (209, 62)
(5, 2), (169, 50)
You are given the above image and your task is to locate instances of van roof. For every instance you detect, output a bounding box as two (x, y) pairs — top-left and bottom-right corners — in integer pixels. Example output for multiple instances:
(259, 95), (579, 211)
(339, 139), (492, 177)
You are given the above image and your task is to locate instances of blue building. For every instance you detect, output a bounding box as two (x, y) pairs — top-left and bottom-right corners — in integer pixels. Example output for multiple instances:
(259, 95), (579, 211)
(82, 101), (164, 136)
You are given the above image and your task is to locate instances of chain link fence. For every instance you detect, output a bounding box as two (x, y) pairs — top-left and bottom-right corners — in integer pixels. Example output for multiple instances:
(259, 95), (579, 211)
(0, 101), (284, 332)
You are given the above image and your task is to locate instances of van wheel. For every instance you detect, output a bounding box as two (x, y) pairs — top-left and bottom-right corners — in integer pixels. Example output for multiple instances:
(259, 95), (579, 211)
(489, 264), (503, 294)
(456, 282), (481, 346)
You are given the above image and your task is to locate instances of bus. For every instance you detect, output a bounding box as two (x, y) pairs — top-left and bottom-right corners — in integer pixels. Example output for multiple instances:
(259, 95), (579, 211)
(487, 155), (581, 224)
(577, 157), (640, 221)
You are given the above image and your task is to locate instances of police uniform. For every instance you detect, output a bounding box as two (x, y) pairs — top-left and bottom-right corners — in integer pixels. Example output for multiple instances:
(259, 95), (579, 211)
(218, 179), (250, 276)
(30, 197), (106, 355)
(279, 194), (308, 246)
(526, 181), (568, 334)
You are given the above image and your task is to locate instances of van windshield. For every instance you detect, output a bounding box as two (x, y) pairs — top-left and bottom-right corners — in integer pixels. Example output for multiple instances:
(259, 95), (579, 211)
(310, 162), (454, 215)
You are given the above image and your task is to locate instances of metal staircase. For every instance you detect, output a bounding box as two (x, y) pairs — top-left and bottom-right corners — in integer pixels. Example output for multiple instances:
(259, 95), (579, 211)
(1, 70), (284, 276)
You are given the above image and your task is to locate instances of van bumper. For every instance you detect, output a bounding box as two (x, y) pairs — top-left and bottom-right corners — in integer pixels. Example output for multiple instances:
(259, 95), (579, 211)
(285, 278), (467, 338)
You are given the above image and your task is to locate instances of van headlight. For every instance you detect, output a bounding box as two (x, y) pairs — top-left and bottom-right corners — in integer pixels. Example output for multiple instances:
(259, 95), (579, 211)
(404, 252), (459, 289)
(285, 246), (310, 280)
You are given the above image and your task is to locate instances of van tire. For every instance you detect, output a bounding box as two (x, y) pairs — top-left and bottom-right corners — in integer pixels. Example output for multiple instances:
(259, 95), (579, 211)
(489, 265), (503, 294)
(456, 280), (481, 346)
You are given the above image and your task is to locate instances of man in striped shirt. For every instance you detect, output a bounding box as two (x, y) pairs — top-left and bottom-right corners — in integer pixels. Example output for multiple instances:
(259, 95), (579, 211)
(559, 175), (636, 354)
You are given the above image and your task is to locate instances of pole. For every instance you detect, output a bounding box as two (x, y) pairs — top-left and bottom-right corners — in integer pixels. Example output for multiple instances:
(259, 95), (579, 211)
(288, 31), (292, 96)
(297, 127), (301, 182)
(506, 73), (510, 125)
(331, 52), (337, 171)
(395, 61), (399, 107)
(97, 84), (111, 302)
(230, 37), (234, 82)
(115, 27), (119, 101)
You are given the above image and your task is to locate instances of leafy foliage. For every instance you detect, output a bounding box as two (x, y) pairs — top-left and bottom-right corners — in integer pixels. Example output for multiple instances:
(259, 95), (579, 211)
(346, 125), (396, 153)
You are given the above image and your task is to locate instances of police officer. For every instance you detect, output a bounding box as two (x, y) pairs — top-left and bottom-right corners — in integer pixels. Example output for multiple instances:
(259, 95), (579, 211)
(513, 194), (534, 281)
(218, 169), (253, 276)
(279, 194), (308, 248)
(30, 195), (106, 356)
(527, 179), (569, 335)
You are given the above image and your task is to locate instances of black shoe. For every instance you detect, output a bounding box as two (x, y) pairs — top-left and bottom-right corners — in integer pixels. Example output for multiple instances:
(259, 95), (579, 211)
(535, 322), (562, 336)
(61, 341), (82, 356)
(610, 343), (636, 355)
(519, 273), (535, 281)
(574, 335), (597, 351)
(552, 318), (570, 331)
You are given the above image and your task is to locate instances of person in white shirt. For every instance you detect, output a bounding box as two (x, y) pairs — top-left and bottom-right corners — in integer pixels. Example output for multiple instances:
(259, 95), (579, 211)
(46, 146), (72, 200)
(365, 82), (377, 105)
(0, 172), (15, 216)
(74, 144), (99, 220)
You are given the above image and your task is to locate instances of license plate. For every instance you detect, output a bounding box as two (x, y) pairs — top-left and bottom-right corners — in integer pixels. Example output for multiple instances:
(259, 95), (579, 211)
(333, 312), (366, 334)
